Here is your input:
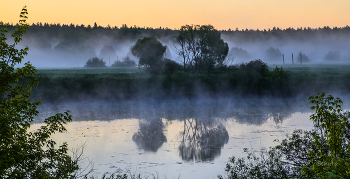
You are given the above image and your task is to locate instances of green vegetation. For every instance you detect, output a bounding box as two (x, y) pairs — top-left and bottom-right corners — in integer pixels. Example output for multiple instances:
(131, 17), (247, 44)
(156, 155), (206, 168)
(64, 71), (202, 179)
(4, 6), (350, 179)
(0, 7), (79, 178)
(85, 57), (107, 67)
(131, 37), (166, 74)
(176, 24), (229, 71)
(218, 93), (350, 178)
(111, 56), (136, 67)
(29, 62), (350, 102)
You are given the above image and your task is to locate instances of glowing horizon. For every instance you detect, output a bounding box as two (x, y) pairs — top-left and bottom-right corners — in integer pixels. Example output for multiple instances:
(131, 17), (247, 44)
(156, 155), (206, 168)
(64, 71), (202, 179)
(2, 0), (350, 30)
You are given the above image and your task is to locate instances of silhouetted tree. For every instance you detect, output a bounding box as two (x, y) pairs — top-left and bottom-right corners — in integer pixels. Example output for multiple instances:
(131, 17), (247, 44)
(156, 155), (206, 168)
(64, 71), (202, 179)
(0, 7), (80, 178)
(228, 47), (250, 62)
(84, 57), (106, 67)
(163, 59), (182, 73)
(176, 24), (228, 71)
(131, 37), (166, 74)
(324, 50), (341, 62)
(265, 47), (282, 62)
(297, 52), (311, 64)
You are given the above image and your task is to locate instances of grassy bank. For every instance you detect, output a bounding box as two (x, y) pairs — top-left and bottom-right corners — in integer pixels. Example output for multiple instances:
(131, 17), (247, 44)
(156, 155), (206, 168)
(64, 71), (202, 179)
(27, 64), (350, 102)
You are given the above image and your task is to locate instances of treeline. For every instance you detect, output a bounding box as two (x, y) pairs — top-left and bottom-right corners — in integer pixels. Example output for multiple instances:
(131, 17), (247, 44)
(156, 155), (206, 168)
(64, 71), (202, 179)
(0, 22), (177, 43)
(2, 21), (350, 45)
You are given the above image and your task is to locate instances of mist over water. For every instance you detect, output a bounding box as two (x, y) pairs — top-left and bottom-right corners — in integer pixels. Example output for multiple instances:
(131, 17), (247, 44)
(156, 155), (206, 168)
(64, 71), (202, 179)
(32, 97), (320, 178)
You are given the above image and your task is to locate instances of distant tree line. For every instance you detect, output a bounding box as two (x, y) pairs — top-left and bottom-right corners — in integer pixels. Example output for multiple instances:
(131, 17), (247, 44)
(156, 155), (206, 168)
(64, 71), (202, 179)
(2, 22), (350, 47)
(3, 21), (350, 34)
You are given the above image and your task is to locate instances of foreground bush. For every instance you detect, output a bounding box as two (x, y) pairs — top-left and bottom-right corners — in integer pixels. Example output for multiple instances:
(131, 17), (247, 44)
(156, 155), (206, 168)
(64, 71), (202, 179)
(219, 93), (350, 178)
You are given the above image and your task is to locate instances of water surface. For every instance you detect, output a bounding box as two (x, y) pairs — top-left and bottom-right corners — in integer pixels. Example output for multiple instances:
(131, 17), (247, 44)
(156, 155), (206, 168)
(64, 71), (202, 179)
(33, 98), (314, 178)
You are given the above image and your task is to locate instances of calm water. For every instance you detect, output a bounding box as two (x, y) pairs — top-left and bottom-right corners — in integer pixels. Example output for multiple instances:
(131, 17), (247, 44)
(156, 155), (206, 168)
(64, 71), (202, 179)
(33, 98), (315, 178)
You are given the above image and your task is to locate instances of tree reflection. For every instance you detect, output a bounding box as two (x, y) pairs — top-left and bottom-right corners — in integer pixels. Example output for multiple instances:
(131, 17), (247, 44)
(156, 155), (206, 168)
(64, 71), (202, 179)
(179, 118), (229, 161)
(132, 118), (167, 152)
(232, 101), (295, 125)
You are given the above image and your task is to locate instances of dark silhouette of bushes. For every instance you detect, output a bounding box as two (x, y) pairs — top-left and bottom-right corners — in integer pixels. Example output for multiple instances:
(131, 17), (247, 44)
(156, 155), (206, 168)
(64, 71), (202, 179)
(163, 59), (182, 74)
(111, 56), (136, 67)
(84, 57), (106, 67)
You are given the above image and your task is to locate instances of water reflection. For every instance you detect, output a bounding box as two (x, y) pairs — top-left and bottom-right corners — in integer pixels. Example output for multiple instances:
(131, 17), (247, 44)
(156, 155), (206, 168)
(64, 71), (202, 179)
(132, 118), (167, 152)
(179, 118), (229, 161)
(32, 98), (320, 178)
(36, 98), (310, 126)
(232, 100), (296, 125)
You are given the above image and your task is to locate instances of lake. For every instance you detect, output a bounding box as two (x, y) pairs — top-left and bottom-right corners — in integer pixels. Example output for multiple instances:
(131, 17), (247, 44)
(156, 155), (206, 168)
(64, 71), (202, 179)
(32, 97), (316, 178)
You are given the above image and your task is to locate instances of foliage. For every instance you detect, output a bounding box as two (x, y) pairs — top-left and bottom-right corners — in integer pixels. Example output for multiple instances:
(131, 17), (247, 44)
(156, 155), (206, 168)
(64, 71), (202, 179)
(176, 24), (229, 71)
(163, 59), (182, 74)
(85, 57), (106, 67)
(301, 93), (350, 178)
(268, 66), (286, 79)
(0, 6), (79, 178)
(111, 56), (136, 67)
(131, 37), (166, 74)
(29, 62), (350, 101)
(239, 59), (269, 75)
(219, 93), (350, 179)
(217, 147), (291, 179)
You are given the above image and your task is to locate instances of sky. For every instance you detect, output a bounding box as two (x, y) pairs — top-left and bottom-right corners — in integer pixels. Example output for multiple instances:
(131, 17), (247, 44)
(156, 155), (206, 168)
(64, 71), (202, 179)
(1, 0), (350, 30)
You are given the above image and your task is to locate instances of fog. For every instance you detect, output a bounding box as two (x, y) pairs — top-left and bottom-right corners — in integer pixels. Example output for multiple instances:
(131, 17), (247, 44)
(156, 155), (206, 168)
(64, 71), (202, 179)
(10, 25), (350, 68)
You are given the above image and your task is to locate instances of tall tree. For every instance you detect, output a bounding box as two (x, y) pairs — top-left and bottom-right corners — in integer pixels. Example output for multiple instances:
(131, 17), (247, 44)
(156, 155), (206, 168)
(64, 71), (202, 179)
(131, 37), (166, 74)
(0, 7), (79, 178)
(176, 24), (228, 71)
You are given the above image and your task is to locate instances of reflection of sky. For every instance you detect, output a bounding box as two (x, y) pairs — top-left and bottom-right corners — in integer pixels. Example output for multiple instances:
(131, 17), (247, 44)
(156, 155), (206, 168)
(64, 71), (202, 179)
(30, 112), (313, 178)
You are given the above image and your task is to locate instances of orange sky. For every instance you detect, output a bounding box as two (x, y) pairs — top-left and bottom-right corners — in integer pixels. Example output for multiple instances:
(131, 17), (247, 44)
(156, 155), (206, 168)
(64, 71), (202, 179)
(1, 0), (349, 30)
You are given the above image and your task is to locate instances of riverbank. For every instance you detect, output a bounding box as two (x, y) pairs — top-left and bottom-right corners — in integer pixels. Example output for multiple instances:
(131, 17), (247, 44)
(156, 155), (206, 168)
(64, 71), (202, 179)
(27, 64), (350, 102)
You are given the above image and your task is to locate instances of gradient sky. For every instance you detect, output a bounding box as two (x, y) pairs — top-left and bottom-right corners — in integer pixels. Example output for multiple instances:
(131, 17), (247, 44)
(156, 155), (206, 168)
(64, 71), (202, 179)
(2, 0), (349, 30)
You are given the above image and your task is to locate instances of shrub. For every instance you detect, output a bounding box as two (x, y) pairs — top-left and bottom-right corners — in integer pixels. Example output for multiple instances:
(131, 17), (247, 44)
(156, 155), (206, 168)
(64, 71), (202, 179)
(239, 59), (269, 75)
(219, 93), (350, 179)
(85, 57), (106, 67)
(111, 56), (136, 67)
(163, 59), (182, 74)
